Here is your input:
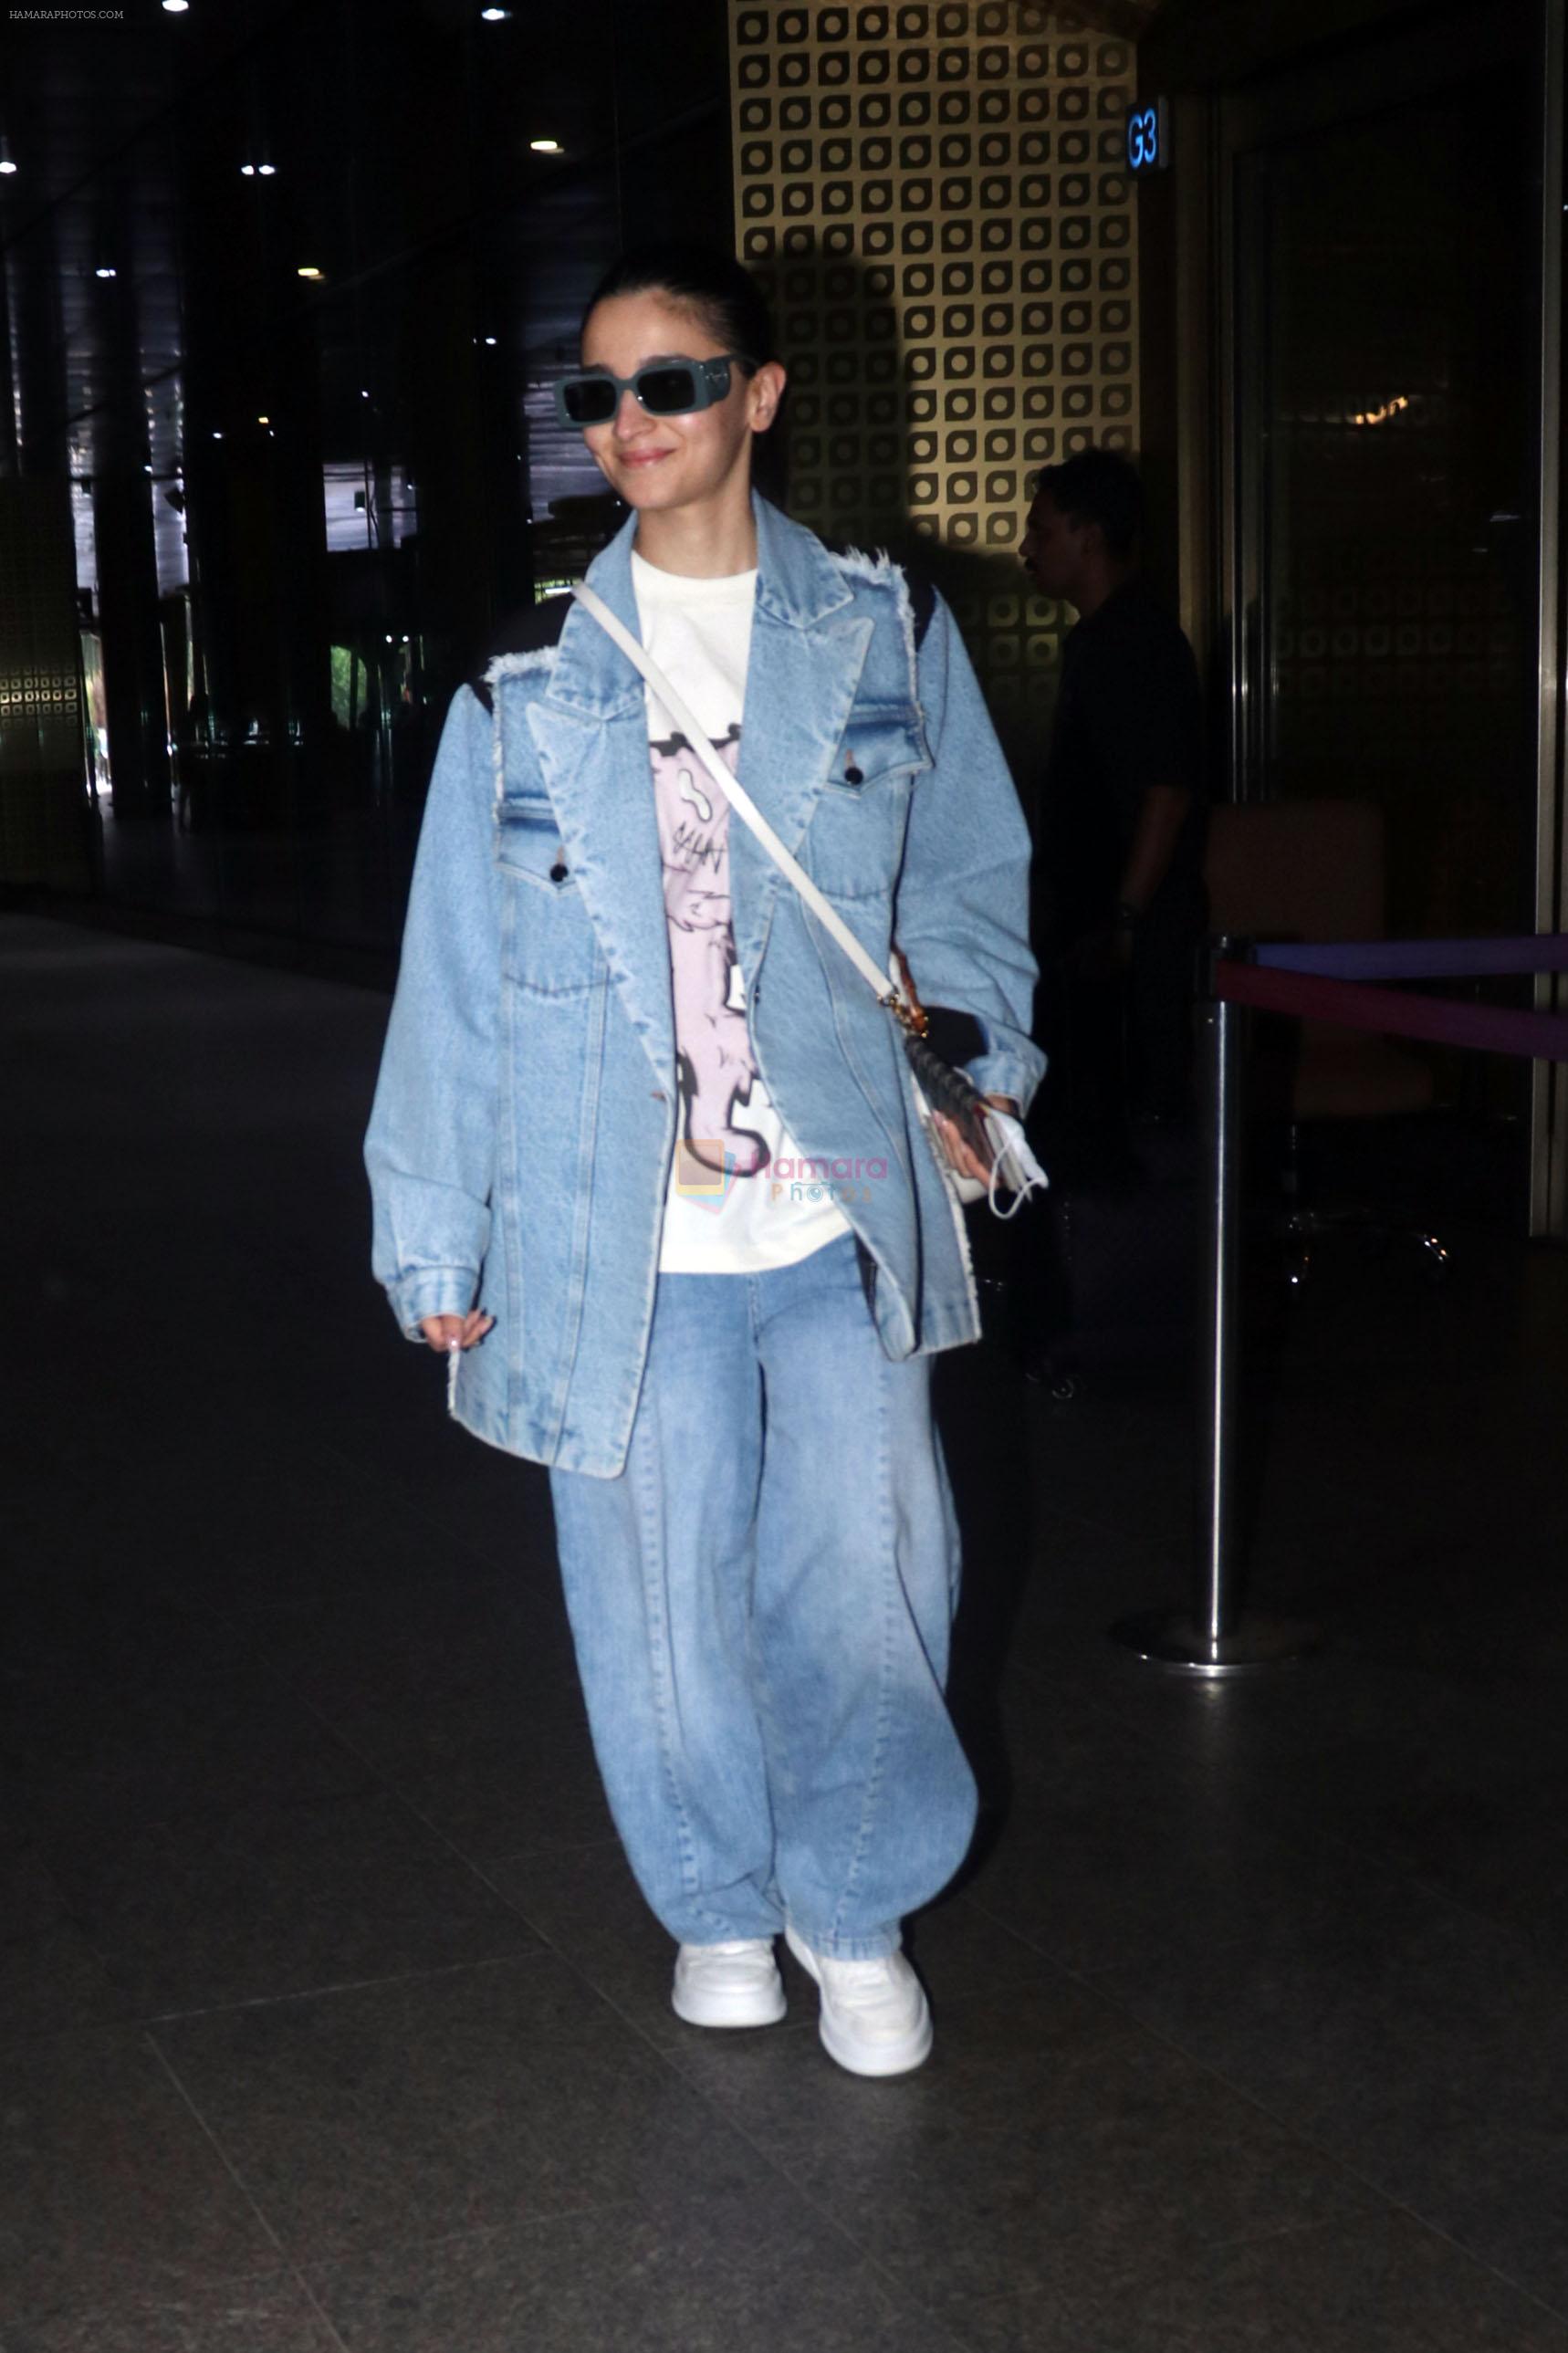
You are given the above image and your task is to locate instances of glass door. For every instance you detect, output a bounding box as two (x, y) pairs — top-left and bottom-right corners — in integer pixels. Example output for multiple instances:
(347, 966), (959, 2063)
(1221, 1), (1563, 1229)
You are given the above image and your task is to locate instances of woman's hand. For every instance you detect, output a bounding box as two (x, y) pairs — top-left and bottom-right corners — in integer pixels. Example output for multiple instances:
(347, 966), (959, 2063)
(933, 1095), (1018, 1188)
(419, 1310), (495, 1354)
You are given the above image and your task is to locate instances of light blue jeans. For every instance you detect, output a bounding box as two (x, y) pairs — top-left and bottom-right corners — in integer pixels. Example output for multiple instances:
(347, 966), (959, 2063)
(548, 1231), (979, 1960)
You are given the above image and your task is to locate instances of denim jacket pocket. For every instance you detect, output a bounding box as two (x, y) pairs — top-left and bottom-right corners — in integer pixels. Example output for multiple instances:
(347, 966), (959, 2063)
(822, 706), (930, 800)
(494, 796), (600, 996)
(810, 708), (927, 902)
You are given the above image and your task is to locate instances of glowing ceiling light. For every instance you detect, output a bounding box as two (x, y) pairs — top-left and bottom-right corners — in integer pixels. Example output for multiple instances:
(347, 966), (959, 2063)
(240, 162), (256, 176)
(297, 266), (323, 279)
(258, 162), (276, 176)
(257, 414), (270, 424)
(484, 335), (497, 346)
(95, 266), (117, 279)
(1349, 393), (1413, 429)
(0, 136), (18, 175)
(162, 1), (190, 12)
(529, 138), (562, 153)
(480, 6), (512, 18)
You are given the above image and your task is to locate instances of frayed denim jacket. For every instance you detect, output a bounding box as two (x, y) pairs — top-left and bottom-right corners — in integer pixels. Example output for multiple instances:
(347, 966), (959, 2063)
(365, 495), (1043, 1477)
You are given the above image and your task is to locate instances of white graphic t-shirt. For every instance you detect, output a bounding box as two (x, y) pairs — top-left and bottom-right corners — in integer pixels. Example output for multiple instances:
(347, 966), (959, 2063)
(632, 549), (854, 1275)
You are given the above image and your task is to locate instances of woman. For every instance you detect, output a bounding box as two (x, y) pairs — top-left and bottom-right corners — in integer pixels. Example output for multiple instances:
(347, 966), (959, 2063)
(365, 244), (1042, 2077)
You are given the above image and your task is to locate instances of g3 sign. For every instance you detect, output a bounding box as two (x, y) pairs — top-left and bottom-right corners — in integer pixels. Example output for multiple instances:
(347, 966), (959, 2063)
(1126, 99), (1170, 175)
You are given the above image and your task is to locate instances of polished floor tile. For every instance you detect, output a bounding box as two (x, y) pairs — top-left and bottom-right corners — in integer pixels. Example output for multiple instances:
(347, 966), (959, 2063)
(957, 2209), (1568, 2353)
(151, 1953), (779, 2264)
(244, 1579), (574, 1750)
(3, 1655), (379, 1847)
(968, 1750), (1450, 1979)
(40, 1787), (543, 2013)
(306, 2189), (967, 2353)
(775, 2033), (1368, 2311)
(0, 2274), (345, 2353)
(10, 916), (1568, 2348)
(483, 1839), (695, 2049)
(669, 1978), (1369, 2309)
(0, 1841), (129, 2046)
(1097, 1891), (1568, 2318)
(667, 1938), (1134, 2151)
(350, 1713), (617, 1863)
(0, 2028), (279, 2332)
(1328, 1767), (1568, 1961)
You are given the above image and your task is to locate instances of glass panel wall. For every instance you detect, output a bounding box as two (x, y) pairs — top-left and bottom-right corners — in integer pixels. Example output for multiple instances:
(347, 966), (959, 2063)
(1232, 66), (1542, 943)
(1222, 1), (1552, 1218)
(0, 0), (730, 962)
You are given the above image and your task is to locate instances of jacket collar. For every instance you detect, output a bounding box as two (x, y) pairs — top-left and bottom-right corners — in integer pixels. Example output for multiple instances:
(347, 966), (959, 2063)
(751, 493), (856, 633)
(537, 494), (855, 723)
(506, 495), (875, 1083)
(531, 511), (643, 724)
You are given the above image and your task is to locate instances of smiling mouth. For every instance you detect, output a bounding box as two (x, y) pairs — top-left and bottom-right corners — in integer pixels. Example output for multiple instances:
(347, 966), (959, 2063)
(619, 449), (675, 467)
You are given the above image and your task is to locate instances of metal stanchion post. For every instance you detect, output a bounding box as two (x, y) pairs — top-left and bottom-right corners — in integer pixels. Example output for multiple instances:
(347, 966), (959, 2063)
(1197, 984), (1243, 1647)
(1112, 941), (1319, 1674)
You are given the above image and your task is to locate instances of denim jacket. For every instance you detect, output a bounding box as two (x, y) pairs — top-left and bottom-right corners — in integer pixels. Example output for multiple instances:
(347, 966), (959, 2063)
(365, 496), (1043, 1477)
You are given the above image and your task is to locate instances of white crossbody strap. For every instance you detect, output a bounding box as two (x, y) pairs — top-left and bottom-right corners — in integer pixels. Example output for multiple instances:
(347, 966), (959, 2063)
(571, 582), (1048, 1217)
(572, 584), (900, 1007)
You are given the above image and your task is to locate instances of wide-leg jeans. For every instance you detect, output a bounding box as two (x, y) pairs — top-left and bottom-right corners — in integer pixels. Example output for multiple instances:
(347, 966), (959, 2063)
(547, 1230), (978, 1961)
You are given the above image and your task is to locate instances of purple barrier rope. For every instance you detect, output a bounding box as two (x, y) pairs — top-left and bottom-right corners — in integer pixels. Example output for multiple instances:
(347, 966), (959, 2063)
(1254, 934), (1568, 981)
(1215, 959), (1568, 1062)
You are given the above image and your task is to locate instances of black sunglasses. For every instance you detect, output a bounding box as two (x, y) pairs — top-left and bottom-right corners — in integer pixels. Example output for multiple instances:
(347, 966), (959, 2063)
(553, 353), (753, 430)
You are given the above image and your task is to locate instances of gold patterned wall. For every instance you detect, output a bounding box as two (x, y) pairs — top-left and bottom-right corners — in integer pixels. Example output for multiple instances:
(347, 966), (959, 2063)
(729, 1), (1139, 741)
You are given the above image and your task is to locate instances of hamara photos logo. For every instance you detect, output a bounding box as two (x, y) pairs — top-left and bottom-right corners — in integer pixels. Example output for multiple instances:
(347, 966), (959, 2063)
(674, 1145), (890, 1214)
(674, 1141), (740, 1208)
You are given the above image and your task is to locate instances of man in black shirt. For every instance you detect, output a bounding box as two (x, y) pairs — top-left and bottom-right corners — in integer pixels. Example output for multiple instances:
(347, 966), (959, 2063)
(1021, 450), (1207, 1134)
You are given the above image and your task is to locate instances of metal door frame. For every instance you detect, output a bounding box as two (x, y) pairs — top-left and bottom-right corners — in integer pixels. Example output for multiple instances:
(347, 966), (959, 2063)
(1532, 0), (1565, 1238)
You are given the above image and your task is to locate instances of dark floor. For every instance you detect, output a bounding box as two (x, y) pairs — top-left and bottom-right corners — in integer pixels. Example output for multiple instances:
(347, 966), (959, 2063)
(4, 912), (1568, 2353)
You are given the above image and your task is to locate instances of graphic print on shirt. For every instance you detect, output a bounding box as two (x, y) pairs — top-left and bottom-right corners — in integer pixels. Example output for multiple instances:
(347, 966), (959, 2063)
(649, 724), (768, 1197)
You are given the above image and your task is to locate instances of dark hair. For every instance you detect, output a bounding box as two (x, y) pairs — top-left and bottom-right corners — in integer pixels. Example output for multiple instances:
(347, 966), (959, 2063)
(1033, 448), (1144, 560)
(581, 242), (776, 373)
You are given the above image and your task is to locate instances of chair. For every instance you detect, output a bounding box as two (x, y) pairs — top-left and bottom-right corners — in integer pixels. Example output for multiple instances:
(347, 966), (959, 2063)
(1203, 799), (1448, 1282)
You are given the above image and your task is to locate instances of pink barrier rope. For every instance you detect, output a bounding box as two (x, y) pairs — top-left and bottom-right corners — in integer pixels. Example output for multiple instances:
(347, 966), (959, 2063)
(1214, 958), (1568, 1062)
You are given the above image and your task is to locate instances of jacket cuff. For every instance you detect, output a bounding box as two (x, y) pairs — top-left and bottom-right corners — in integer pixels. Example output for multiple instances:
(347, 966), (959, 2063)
(387, 1266), (479, 1342)
(964, 1051), (1044, 1117)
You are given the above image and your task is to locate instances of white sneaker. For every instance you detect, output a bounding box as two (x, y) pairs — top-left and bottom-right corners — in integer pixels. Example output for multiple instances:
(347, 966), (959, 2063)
(784, 1921), (934, 2077)
(671, 1939), (787, 2030)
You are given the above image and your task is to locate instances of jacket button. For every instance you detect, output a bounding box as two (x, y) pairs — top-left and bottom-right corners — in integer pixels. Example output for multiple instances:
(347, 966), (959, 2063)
(844, 763), (864, 786)
(549, 858), (569, 883)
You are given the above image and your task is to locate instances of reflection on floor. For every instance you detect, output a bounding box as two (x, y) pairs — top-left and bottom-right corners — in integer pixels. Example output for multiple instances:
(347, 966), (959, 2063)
(4, 912), (1567, 2353)
(91, 798), (420, 959)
